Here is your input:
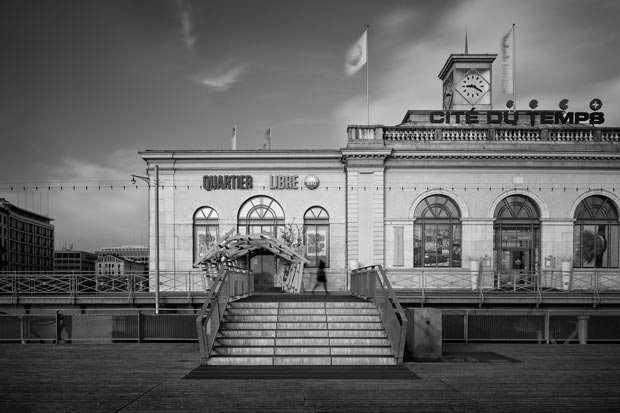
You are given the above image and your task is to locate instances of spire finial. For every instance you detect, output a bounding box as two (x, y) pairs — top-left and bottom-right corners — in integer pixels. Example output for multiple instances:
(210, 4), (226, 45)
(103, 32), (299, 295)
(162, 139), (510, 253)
(465, 31), (469, 54)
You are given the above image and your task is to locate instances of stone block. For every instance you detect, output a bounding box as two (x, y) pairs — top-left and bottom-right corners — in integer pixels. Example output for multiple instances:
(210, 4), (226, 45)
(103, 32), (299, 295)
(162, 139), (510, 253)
(405, 308), (442, 361)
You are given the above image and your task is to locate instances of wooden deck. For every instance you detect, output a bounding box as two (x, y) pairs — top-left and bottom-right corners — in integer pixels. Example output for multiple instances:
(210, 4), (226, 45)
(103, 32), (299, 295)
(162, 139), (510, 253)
(1, 342), (620, 412)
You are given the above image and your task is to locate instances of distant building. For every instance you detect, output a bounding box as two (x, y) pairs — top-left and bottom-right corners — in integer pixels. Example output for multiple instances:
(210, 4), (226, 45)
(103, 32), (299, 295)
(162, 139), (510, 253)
(0, 198), (54, 273)
(95, 245), (149, 270)
(95, 254), (147, 292)
(54, 249), (97, 273)
(95, 254), (146, 275)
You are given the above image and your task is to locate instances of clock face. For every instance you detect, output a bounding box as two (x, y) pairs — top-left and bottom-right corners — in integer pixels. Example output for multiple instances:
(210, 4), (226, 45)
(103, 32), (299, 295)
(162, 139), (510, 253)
(443, 76), (453, 110)
(457, 72), (489, 103)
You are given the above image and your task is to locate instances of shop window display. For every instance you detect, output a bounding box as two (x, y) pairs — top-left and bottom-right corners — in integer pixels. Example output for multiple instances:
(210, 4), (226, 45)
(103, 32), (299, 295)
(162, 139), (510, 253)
(414, 195), (461, 267)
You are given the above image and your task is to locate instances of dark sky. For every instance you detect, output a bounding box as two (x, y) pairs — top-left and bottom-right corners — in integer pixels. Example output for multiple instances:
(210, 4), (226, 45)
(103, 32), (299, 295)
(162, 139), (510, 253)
(1, 0), (619, 251)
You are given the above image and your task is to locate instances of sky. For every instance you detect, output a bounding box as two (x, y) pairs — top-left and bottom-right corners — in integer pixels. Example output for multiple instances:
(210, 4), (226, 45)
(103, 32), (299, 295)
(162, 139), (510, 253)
(1, 0), (620, 252)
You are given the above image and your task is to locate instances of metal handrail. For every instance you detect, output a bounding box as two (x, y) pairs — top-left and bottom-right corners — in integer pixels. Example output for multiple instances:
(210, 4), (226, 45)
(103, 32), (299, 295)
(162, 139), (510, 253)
(0, 271), (208, 296)
(195, 265), (253, 364)
(350, 264), (408, 365)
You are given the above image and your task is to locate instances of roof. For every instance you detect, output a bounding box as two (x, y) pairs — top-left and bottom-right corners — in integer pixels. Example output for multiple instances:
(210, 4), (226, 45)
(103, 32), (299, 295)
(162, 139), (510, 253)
(194, 233), (309, 267)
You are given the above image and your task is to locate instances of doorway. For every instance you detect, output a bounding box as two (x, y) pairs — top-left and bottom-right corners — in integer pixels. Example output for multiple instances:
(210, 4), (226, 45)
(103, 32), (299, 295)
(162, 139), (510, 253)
(493, 195), (541, 289)
(250, 252), (278, 292)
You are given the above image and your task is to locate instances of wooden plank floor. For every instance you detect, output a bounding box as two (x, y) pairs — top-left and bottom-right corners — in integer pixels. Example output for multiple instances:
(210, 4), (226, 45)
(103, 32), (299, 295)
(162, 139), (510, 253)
(1, 342), (620, 412)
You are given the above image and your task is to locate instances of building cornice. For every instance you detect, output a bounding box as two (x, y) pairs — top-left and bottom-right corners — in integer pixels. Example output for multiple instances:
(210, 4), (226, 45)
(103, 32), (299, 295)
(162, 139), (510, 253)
(139, 149), (342, 162)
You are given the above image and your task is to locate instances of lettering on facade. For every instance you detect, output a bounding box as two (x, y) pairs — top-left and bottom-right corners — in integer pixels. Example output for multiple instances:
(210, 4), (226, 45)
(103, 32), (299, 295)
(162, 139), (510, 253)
(203, 175), (253, 191)
(429, 110), (605, 126)
(270, 175), (299, 190)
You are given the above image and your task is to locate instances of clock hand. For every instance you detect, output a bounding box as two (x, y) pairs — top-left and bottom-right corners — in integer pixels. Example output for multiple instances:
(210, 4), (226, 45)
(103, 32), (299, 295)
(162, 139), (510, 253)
(465, 84), (483, 93)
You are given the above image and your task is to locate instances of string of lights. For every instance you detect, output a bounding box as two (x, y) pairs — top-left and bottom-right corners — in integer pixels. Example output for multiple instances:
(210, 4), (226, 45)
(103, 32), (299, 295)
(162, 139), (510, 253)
(0, 182), (616, 193)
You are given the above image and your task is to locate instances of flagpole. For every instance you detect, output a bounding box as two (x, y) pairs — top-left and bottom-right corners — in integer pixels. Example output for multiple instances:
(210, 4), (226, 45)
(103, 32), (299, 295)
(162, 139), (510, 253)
(512, 23), (516, 110)
(366, 25), (370, 126)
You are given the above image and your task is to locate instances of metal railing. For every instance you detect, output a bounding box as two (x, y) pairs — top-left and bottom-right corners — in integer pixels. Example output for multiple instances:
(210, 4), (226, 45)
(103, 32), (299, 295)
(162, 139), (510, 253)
(0, 271), (208, 296)
(0, 308), (198, 343)
(351, 265), (408, 365)
(442, 308), (620, 344)
(195, 265), (253, 364)
(387, 269), (620, 306)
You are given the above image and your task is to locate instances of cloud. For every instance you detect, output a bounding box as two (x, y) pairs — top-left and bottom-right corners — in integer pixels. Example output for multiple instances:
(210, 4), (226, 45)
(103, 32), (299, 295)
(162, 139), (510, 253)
(176, 0), (197, 51)
(196, 64), (247, 92)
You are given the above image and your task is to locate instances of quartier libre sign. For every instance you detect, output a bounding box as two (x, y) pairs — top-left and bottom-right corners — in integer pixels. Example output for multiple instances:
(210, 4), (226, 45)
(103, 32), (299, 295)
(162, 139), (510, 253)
(203, 174), (304, 191)
(203, 175), (253, 191)
(429, 110), (605, 126)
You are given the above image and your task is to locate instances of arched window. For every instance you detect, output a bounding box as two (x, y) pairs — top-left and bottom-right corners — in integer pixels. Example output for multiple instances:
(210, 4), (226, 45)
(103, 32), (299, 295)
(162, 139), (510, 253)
(493, 195), (540, 274)
(304, 206), (329, 268)
(237, 195), (285, 236)
(193, 206), (219, 264)
(573, 195), (619, 268)
(414, 195), (461, 267)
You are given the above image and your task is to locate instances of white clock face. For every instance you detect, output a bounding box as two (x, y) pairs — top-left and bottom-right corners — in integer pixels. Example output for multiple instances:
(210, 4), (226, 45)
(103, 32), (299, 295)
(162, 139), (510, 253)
(457, 73), (489, 103)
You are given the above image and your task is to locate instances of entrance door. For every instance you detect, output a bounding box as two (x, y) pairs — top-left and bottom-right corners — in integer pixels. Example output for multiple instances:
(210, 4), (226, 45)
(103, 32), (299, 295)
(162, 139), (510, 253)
(499, 249), (532, 284)
(495, 225), (539, 287)
(493, 194), (541, 288)
(250, 253), (277, 291)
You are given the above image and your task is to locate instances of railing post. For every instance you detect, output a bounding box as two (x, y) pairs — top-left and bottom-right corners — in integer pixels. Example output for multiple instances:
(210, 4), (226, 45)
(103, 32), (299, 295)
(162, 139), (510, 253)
(55, 310), (60, 344)
(137, 309), (142, 343)
(577, 316), (589, 344)
(464, 310), (469, 343)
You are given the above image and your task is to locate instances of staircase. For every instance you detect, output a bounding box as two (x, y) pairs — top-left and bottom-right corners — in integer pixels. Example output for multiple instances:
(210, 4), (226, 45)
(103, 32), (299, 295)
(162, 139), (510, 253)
(207, 295), (396, 365)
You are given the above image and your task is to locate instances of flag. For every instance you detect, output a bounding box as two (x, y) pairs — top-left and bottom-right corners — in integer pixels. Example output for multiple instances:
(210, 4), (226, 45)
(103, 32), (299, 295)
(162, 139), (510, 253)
(231, 124), (237, 150)
(345, 29), (367, 76)
(264, 128), (271, 150)
(500, 26), (514, 95)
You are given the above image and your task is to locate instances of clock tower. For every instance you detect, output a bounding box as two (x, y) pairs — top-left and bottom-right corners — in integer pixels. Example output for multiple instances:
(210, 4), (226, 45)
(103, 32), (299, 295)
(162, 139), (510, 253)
(438, 53), (497, 111)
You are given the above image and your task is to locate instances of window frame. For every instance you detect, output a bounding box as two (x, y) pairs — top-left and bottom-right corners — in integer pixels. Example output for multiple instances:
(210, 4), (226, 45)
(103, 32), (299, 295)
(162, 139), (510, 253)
(414, 195), (462, 268)
(192, 206), (219, 265)
(573, 196), (619, 269)
(303, 206), (330, 268)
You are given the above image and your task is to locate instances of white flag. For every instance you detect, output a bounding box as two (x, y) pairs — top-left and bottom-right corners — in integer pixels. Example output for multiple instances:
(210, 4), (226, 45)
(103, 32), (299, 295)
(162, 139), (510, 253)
(345, 29), (367, 76)
(500, 26), (514, 95)
(265, 128), (271, 150)
(231, 124), (237, 150)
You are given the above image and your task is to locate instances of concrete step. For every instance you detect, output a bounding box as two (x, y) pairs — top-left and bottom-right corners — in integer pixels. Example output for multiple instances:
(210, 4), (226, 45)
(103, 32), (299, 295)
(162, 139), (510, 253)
(228, 302), (279, 309)
(209, 297), (396, 365)
(220, 322), (278, 330)
(325, 308), (378, 315)
(214, 337), (391, 347)
(277, 308), (326, 315)
(327, 329), (388, 338)
(326, 315), (382, 322)
(222, 314), (382, 323)
(229, 301), (376, 309)
(233, 308), (379, 316)
(226, 308), (279, 315)
(211, 346), (394, 357)
(216, 329), (276, 338)
(207, 356), (397, 366)
(327, 322), (385, 330)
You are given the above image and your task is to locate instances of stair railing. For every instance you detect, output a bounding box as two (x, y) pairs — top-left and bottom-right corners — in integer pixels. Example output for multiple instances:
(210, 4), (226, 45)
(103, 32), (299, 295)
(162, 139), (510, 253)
(350, 264), (408, 365)
(195, 264), (253, 364)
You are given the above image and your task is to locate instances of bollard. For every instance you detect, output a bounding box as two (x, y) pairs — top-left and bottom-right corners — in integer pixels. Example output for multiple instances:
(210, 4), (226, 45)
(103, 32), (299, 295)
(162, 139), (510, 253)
(577, 316), (589, 345)
(561, 261), (571, 291)
(470, 260), (480, 291)
(405, 308), (442, 361)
